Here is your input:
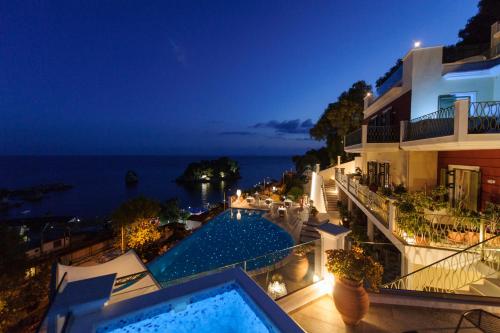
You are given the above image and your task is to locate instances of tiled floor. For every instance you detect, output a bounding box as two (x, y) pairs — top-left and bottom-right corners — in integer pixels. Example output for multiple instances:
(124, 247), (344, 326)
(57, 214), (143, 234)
(290, 295), (480, 333)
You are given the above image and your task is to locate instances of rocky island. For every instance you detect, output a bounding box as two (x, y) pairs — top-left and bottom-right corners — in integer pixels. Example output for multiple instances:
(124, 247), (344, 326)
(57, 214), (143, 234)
(176, 157), (241, 183)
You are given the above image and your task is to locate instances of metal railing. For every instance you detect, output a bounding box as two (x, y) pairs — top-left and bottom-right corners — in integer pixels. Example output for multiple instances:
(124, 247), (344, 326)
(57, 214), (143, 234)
(347, 180), (389, 227)
(394, 212), (499, 250)
(381, 235), (500, 295)
(367, 125), (400, 143)
(468, 101), (500, 134)
(345, 128), (362, 147)
(404, 106), (455, 141)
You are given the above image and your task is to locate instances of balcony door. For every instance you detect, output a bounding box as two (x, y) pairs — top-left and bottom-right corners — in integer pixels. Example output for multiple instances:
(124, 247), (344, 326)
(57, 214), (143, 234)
(442, 165), (481, 212)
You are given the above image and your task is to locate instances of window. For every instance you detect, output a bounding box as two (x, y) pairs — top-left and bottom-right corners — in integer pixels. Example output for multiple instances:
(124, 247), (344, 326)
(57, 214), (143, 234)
(438, 92), (476, 110)
(367, 161), (378, 185)
(378, 162), (390, 187)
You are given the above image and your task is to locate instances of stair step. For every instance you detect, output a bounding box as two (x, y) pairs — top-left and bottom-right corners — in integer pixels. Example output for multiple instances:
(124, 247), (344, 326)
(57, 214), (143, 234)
(484, 278), (500, 291)
(469, 282), (500, 297)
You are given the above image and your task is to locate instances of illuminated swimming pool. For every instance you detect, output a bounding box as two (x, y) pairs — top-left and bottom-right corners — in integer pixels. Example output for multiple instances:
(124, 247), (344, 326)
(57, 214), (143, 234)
(92, 269), (304, 333)
(148, 209), (294, 283)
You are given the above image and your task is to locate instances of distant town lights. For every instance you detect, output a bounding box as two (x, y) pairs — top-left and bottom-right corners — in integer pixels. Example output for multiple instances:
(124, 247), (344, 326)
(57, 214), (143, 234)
(414, 40), (422, 48)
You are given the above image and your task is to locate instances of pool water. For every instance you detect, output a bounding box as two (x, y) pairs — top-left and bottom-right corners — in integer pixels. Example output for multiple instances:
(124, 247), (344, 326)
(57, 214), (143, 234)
(148, 209), (294, 283)
(97, 283), (279, 333)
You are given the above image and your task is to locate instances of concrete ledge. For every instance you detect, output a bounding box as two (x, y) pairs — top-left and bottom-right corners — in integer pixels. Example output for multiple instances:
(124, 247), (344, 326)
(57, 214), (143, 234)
(277, 280), (329, 313)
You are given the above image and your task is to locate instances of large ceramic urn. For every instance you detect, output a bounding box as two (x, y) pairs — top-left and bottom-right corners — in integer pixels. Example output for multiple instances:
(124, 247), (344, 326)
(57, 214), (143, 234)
(333, 277), (369, 326)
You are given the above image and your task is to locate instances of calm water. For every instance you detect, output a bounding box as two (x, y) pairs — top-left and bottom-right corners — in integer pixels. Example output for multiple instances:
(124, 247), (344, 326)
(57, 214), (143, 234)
(148, 209), (294, 283)
(97, 283), (277, 333)
(0, 156), (293, 219)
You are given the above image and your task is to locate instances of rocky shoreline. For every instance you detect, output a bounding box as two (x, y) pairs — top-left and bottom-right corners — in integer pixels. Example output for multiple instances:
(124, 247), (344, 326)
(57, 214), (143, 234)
(0, 183), (73, 211)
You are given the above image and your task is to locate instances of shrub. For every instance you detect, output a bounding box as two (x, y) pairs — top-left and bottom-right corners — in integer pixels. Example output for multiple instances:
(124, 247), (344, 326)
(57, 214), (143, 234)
(325, 246), (383, 290)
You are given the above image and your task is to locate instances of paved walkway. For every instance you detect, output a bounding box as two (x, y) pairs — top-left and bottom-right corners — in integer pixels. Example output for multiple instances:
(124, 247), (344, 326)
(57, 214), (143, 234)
(290, 295), (478, 333)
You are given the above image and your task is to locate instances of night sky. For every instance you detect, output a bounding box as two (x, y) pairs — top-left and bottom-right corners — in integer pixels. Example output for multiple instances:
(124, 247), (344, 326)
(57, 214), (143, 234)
(0, 1), (477, 155)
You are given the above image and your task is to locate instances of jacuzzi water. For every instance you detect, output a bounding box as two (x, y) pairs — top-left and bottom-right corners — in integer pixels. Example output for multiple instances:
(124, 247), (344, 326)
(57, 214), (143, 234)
(97, 283), (279, 333)
(148, 209), (294, 284)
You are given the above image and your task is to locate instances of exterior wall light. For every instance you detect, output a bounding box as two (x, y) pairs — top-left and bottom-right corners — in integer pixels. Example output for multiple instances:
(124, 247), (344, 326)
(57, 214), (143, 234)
(414, 41), (421, 48)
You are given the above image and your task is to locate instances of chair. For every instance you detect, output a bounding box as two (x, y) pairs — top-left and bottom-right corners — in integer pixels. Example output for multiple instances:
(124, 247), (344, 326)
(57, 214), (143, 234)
(455, 309), (500, 333)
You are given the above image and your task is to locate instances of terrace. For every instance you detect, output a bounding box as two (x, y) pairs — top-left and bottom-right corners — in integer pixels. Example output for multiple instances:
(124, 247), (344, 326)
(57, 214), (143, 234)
(344, 124), (401, 153)
(334, 170), (499, 252)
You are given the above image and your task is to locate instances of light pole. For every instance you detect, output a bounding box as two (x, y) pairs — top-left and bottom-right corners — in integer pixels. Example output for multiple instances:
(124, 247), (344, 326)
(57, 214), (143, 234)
(40, 222), (53, 255)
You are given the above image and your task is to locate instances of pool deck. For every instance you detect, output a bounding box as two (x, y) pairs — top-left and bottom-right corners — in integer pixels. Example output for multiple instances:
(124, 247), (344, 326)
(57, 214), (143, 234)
(290, 295), (479, 333)
(230, 200), (308, 242)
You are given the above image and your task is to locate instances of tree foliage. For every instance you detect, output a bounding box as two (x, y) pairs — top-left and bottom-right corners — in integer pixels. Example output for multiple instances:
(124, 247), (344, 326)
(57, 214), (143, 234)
(127, 219), (162, 252)
(112, 196), (161, 228)
(293, 81), (371, 171)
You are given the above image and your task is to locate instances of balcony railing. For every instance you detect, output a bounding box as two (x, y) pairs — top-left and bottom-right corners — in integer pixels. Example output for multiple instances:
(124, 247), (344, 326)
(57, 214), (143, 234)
(345, 128), (362, 147)
(347, 179), (390, 227)
(394, 211), (499, 250)
(404, 106), (455, 141)
(367, 125), (400, 143)
(468, 101), (500, 134)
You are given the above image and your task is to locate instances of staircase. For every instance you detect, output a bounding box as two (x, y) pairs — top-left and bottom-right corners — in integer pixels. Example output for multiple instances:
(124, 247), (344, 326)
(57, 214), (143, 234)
(299, 178), (340, 243)
(323, 179), (341, 222)
(382, 235), (500, 298)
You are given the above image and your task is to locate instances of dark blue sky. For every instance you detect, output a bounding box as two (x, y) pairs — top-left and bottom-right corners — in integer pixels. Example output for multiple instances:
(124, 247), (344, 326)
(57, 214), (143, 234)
(0, 1), (476, 155)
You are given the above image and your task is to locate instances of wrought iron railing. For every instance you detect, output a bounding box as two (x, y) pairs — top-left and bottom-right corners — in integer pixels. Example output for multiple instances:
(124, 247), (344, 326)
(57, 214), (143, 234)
(367, 125), (400, 143)
(345, 128), (362, 147)
(394, 212), (499, 250)
(347, 180), (389, 227)
(468, 101), (500, 134)
(404, 106), (455, 141)
(381, 235), (500, 295)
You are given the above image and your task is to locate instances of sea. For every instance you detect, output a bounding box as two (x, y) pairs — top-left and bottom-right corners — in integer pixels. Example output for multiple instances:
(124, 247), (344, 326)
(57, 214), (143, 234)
(0, 156), (294, 220)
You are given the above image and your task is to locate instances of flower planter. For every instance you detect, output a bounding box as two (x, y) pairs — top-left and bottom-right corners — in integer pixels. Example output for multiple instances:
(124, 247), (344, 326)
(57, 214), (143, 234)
(447, 231), (466, 244)
(465, 231), (479, 245)
(333, 277), (369, 326)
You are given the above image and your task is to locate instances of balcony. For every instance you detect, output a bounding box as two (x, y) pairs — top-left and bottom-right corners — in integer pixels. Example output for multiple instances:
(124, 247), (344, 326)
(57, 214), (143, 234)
(403, 106), (455, 141)
(400, 100), (500, 151)
(376, 65), (403, 97)
(344, 125), (400, 153)
(334, 169), (498, 251)
(344, 128), (361, 147)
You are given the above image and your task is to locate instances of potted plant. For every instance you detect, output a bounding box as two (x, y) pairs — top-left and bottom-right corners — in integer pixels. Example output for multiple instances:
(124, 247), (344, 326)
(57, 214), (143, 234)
(325, 246), (383, 326)
(310, 205), (318, 217)
(285, 244), (313, 282)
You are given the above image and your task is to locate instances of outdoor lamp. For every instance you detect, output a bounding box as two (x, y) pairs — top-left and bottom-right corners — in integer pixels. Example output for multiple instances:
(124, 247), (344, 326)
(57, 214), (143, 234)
(236, 189), (241, 198)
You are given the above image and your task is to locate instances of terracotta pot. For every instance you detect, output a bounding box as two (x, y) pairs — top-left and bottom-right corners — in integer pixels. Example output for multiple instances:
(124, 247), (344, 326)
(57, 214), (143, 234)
(286, 255), (309, 282)
(447, 231), (466, 244)
(333, 277), (369, 326)
(465, 232), (479, 245)
(415, 236), (429, 246)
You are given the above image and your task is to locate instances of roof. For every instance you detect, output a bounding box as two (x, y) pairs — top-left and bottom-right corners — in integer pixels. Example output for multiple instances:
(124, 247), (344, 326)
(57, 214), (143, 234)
(316, 223), (350, 236)
(57, 250), (160, 304)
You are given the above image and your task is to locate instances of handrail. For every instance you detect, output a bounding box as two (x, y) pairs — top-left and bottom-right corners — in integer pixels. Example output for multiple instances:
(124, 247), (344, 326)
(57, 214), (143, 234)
(383, 234), (498, 286)
(36, 271), (68, 333)
(345, 128), (362, 147)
